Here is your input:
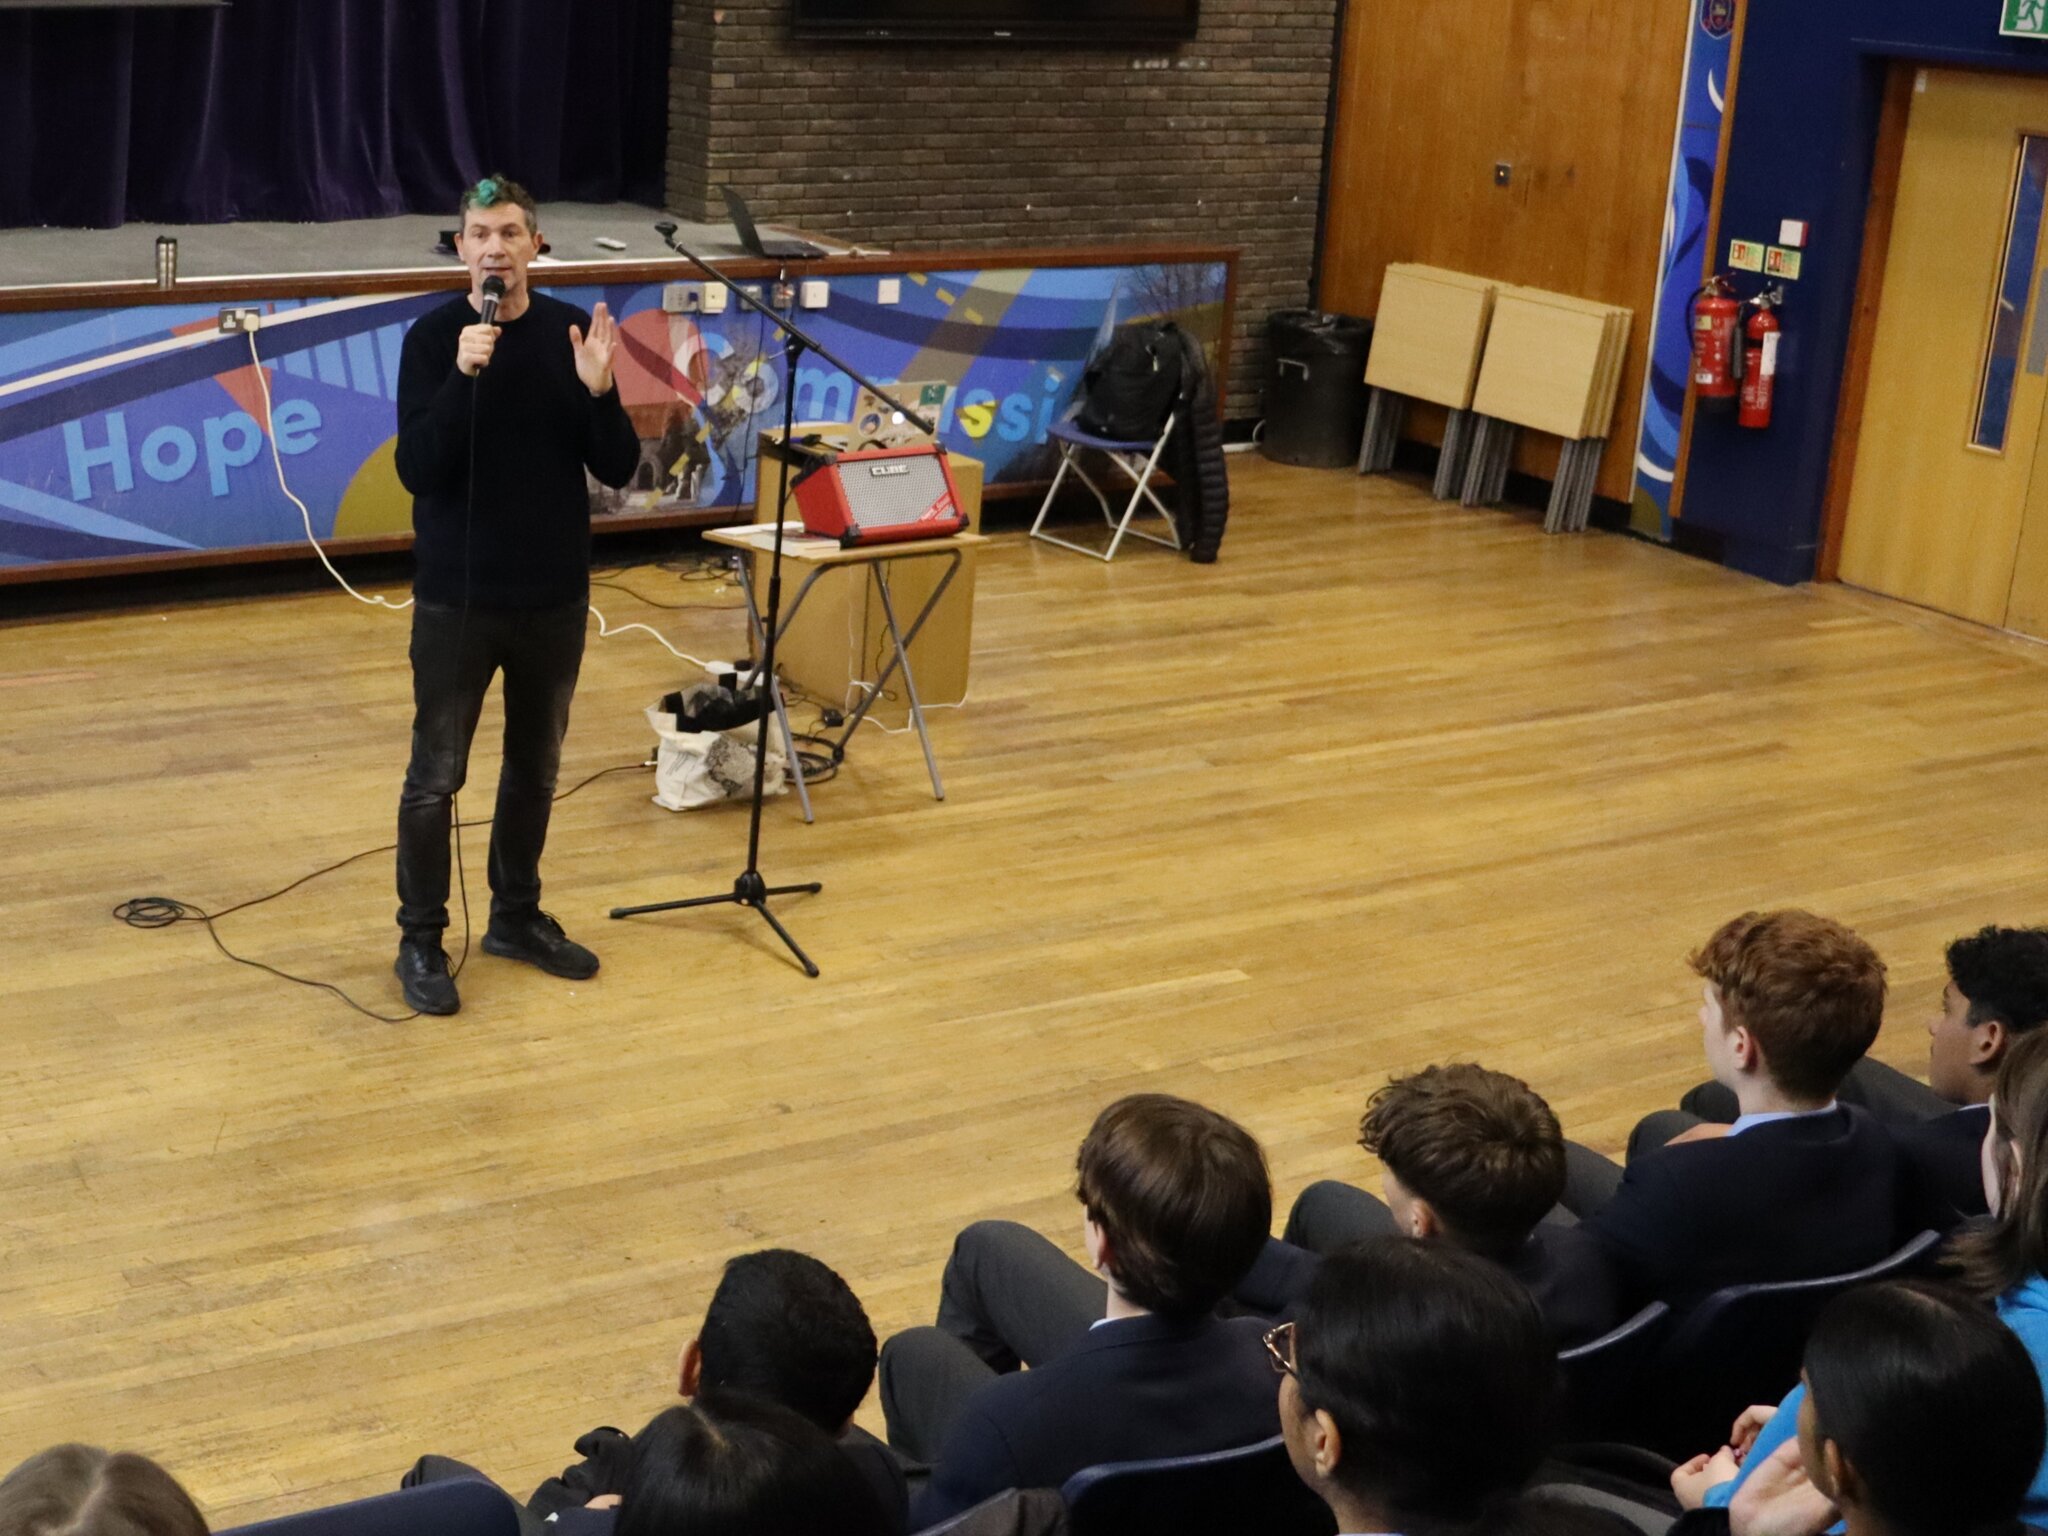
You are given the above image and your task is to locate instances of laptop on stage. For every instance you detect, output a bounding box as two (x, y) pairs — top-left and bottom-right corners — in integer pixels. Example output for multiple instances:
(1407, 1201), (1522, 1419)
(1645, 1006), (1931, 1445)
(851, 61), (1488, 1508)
(720, 186), (830, 260)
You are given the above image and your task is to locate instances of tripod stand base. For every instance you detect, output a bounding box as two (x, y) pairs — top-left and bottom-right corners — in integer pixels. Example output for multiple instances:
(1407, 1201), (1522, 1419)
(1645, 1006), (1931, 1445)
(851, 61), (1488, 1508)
(609, 872), (824, 977)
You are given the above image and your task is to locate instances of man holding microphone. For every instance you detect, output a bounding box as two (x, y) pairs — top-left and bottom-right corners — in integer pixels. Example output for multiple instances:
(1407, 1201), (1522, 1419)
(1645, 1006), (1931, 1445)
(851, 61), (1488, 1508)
(391, 174), (641, 1016)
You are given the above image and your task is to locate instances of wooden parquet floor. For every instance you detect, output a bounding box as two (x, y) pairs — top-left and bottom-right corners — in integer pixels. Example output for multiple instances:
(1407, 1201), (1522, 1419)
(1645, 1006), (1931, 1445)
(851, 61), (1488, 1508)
(4, 457), (2048, 1523)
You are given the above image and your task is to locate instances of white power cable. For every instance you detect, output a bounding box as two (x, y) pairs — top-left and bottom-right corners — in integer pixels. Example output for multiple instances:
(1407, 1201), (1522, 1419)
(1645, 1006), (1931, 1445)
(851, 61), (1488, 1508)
(586, 602), (715, 669)
(843, 686), (970, 734)
(244, 323), (716, 667)
(248, 326), (411, 612)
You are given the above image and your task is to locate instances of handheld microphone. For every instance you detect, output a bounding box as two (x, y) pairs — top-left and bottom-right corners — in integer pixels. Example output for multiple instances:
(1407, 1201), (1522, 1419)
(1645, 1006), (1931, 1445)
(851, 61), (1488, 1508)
(479, 274), (506, 327)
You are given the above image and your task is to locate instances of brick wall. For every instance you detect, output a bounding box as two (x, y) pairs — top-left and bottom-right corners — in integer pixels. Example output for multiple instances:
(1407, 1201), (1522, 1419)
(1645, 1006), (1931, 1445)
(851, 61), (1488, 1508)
(665, 4), (720, 218)
(665, 0), (1340, 417)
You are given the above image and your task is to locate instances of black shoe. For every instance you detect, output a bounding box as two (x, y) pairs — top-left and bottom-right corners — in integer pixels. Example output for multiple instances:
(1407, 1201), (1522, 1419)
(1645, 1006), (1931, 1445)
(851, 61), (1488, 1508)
(395, 937), (460, 1015)
(483, 909), (599, 979)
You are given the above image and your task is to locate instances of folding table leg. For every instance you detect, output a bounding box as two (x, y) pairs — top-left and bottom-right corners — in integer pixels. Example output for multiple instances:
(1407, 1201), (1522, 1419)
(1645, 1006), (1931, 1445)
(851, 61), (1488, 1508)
(1434, 408), (1474, 500)
(1358, 388), (1406, 475)
(870, 565), (945, 801)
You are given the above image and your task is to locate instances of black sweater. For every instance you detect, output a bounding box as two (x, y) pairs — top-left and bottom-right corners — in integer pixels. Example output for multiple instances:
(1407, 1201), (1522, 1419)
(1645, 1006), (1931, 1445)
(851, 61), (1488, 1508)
(395, 290), (641, 608)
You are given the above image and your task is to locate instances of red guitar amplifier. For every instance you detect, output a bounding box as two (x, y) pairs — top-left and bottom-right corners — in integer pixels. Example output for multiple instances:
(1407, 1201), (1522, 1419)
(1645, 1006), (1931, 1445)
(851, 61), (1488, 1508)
(791, 443), (965, 547)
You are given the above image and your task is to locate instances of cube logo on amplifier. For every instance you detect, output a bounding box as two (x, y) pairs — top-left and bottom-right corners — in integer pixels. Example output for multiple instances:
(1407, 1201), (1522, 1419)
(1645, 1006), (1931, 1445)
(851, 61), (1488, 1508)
(792, 444), (965, 547)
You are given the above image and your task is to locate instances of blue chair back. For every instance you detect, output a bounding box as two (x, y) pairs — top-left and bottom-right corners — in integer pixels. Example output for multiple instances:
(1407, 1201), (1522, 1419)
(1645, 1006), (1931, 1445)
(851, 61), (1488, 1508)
(1555, 1300), (1671, 1442)
(1060, 1434), (1334, 1536)
(218, 1479), (522, 1536)
(1642, 1228), (1943, 1454)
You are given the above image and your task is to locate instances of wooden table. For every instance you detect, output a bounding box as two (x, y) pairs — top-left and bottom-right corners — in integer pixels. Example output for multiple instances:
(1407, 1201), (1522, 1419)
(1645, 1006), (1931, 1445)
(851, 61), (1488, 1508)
(753, 436), (985, 726)
(703, 524), (988, 822)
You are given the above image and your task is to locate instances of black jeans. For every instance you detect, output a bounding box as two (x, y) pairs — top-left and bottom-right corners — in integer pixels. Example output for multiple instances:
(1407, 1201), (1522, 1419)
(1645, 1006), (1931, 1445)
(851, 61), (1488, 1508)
(396, 598), (586, 941)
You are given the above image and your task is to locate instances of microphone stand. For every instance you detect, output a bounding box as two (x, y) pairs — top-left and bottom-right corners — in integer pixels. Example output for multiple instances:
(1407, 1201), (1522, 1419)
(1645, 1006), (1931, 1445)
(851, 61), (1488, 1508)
(608, 224), (934, 977)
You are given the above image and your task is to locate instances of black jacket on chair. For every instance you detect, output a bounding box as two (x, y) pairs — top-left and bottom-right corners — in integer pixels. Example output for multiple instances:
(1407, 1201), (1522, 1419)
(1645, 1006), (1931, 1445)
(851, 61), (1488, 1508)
(911, 1313), (1278, 1529)
(1161, 325), (1229, 562)
(1585, 1105), (1901, 1309)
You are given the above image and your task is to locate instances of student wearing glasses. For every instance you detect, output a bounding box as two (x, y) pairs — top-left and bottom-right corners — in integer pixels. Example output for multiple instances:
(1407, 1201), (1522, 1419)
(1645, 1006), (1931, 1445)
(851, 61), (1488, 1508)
(1274, 1237), (1635, 1536)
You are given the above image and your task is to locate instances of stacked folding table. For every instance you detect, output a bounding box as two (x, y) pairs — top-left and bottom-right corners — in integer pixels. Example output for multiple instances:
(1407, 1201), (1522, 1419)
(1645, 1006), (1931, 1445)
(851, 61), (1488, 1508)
(1359, 263), (1631, 534)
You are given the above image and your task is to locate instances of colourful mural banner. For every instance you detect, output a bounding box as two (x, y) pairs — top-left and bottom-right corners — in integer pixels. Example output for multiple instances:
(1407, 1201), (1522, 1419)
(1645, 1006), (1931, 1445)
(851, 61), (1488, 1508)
(0, 259), (1226, 571)
(1630, 0), (1735, 535)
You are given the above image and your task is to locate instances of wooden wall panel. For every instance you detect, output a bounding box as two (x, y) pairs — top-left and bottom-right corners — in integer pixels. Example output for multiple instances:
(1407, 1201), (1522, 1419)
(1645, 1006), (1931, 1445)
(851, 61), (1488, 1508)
(1320, 0), (1692, 502)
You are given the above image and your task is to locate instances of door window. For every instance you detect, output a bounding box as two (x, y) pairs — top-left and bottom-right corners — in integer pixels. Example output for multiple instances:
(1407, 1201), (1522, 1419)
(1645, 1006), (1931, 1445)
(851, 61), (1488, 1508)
(1972, 134), (2048, 452)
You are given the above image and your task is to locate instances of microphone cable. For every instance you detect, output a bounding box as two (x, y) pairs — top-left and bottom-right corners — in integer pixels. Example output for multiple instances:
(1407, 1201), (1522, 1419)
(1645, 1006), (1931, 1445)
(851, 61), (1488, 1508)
(111, 760), (645, 1024)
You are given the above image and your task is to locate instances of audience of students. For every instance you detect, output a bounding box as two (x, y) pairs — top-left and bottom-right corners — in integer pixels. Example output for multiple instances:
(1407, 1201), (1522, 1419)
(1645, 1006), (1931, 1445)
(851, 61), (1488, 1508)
(1559, 910), (1900, 1307)
(880, 1093), (1278, 1527)
(1262, 1062), (1618, 1345)
(0, 1445), (208, 1536)
(1653, 924), (2048, 1233)
(22, 912), (2048, 1536)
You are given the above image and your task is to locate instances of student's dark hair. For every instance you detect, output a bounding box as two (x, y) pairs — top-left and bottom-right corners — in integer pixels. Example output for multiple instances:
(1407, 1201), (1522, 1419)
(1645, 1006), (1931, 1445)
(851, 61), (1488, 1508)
(1293, 1237), (1555, 1526)
(1690, 910), (1886, 1100)
(1949, 1026), (2048, 1298)
(0, 1445), (208, 1536)
(458, 173), (538, 233)
(1802, 1280), (2044, 1536)
(1949, 925), (2048, 1034)
(1358, 1064), (1565, 1261)
(616, 1397), (891, 1536)
(1073, 1093), (1271, 1321)
(696, 1249), (878, 1431)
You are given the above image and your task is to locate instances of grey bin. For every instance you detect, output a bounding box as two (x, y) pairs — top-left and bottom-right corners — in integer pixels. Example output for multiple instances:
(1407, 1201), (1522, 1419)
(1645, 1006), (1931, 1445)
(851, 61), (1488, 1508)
(1262, 310), (1372, 468)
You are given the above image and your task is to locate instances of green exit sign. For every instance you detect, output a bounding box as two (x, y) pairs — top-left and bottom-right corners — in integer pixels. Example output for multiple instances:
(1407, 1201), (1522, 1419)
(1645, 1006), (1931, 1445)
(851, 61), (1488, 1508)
(2007, 0), (2048, 38)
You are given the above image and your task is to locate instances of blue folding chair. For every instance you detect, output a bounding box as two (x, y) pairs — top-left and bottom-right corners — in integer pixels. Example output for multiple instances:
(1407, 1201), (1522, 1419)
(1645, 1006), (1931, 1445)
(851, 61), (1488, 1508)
(1029, 414), (1182, 561)
(218, 1479), (522, 1536)
(1060, 1434), (1334, 1536)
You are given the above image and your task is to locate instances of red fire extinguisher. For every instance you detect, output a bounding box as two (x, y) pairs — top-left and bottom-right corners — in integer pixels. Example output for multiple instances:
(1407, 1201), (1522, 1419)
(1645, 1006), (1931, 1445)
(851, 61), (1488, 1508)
(1739, 288), (1784, 430)
(1691, 274), (1742, 404)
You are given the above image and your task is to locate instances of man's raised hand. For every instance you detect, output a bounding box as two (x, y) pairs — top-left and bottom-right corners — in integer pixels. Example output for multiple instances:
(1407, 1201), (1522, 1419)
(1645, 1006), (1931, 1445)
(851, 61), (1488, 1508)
(571, 301), (619, 396)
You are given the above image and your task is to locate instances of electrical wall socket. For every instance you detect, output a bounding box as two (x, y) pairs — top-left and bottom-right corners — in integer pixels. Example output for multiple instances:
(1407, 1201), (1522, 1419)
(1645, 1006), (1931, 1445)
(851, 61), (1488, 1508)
(800, 279), (830, 310)
(662, 283), (731, 316)
(218, 307), (262, 333)
(878, 278), (902, 305)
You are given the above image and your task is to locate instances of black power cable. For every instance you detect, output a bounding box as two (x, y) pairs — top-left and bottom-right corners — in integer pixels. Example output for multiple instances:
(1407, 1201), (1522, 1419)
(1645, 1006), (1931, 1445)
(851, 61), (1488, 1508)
(587, 576), (742, 612)
(113, 761), (647, 1023)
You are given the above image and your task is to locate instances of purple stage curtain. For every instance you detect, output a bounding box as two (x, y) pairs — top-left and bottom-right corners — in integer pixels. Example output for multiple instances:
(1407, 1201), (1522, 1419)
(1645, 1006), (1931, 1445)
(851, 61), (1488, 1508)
(0, 0), (671, 230)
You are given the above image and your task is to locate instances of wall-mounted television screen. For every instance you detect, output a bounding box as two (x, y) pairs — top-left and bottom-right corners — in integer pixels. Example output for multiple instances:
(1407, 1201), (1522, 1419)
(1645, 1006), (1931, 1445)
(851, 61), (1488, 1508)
(792, 0), (1198, 44)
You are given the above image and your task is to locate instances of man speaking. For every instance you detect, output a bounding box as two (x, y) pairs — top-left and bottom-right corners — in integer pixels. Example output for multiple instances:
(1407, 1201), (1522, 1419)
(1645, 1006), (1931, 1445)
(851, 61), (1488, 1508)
(391, 174), (640, 1016)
